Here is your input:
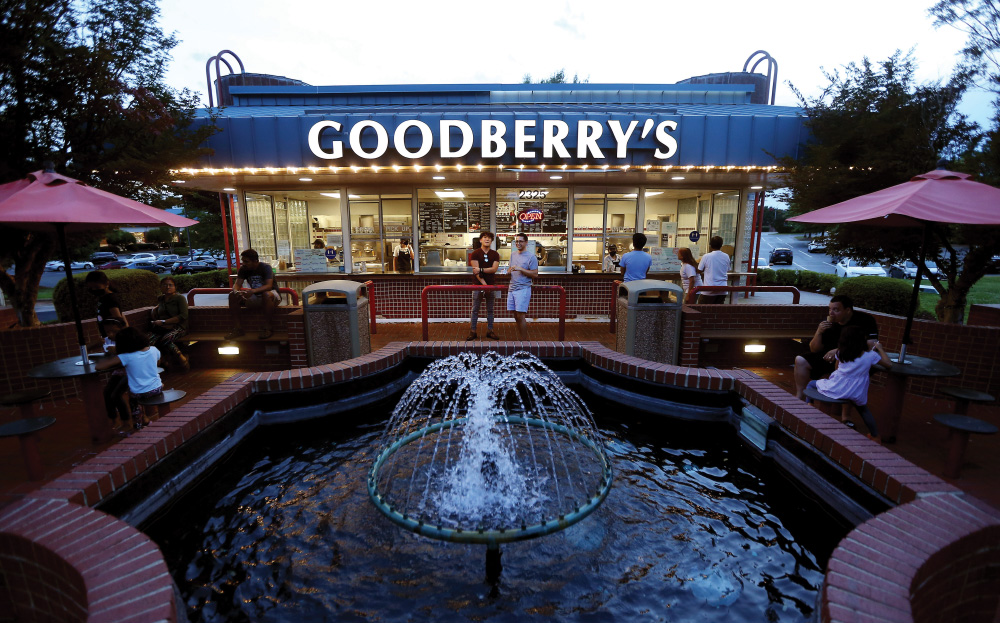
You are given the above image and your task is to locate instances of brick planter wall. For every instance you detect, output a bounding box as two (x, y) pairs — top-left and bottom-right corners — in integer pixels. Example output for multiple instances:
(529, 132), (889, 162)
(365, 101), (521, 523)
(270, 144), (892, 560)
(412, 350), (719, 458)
(4, 328), (1000, 621)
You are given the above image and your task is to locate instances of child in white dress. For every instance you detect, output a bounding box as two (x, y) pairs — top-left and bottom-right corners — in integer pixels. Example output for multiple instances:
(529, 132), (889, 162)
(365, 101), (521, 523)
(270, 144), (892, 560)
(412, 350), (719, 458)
(806, 325), (891, 440)
(96, 327), (163, 429)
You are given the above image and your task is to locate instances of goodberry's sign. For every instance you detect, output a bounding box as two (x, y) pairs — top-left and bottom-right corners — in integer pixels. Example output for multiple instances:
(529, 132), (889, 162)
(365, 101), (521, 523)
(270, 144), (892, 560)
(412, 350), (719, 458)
(307, 118), (679, 161)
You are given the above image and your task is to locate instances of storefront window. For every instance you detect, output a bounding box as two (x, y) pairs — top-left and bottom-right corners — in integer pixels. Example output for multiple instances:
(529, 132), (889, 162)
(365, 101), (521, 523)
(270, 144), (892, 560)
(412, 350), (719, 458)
(345, 193), (414, 274)
(245, 190), (343, 273)
(571, 188), (637, 273)
(711, 191), (740, 250)
(417, 187), (490, 272)
(497, 187), (569, 272)
(348, 195), (382, 273)
(245, 193), (276, 261)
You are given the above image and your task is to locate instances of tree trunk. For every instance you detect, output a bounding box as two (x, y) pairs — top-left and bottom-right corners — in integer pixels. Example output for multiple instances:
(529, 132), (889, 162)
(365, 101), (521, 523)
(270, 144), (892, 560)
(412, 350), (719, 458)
(935, 287), (967, 324)
(0, 232), (55, 328)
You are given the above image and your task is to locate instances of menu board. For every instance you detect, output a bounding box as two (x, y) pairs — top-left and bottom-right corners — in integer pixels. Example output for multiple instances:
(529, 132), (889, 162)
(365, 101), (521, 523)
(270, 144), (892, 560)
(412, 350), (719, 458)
(496, 201), (517, 232)
(418, 202), (443, 233)
(650, 246), (683, 273)
(419, 201), (471, 234)
(467, 202), (489, 232)
(442, 202), (468, 232)
(541, 201), (567, 232)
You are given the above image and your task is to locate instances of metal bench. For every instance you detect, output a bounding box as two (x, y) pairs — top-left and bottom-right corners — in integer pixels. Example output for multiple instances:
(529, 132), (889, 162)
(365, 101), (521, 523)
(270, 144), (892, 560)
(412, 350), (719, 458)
(137, 389), (187, 418)
(0, 388), (52, 420)
(0, 416), (56, 480)
(939, 386), (995, 416)
(933, 413), (998, 479)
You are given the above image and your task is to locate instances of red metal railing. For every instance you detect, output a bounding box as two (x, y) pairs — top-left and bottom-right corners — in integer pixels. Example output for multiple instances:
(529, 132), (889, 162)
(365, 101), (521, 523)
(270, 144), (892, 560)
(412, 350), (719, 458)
(186, 287), (300, 306)
(608, 280), (621, 333)
(364, 280), (376, 335)
(420, 284), (567, 341)
(690, 285), (800, 304)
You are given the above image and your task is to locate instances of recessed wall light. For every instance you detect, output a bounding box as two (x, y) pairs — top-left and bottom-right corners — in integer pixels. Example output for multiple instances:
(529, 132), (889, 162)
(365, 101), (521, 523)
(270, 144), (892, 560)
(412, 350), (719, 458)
(222, 187), (235, 191)
(299, 177), (313, 182)
(433, 176), (445, 180)
(550, 175), (563, 180)
(671, 176), (685, 180)
(751, 186), (763, 189)
(218, 345), (239, 355)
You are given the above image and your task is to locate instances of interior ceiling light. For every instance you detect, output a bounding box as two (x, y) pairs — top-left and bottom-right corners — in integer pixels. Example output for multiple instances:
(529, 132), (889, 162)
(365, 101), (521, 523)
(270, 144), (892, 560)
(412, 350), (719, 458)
(671, 176), (685, 180)
(299, 177), (312, 182)
(432, 175), (445, 180)
(550, 175), (563, 180)
(435, 190), (465, 198)
(645, 191), (663, 197)
(751, 186), (763, 189)
(320, 192), (340, 198)
(222, 187), (236, 191)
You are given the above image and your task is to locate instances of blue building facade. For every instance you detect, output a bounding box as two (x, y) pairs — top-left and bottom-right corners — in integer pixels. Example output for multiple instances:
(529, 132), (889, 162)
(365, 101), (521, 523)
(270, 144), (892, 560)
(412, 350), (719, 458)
(179, 77), (806, 275)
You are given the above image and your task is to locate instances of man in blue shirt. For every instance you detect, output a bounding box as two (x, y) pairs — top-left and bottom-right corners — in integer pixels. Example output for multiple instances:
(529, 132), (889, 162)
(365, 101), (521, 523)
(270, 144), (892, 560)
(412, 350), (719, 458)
(619, 233), (652, 282)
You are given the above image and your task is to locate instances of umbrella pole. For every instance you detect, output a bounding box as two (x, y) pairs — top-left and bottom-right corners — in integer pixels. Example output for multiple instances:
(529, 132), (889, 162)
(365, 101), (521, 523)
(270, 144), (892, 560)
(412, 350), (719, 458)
(899, 224), (930, 364)
(56, 224), (90, 366)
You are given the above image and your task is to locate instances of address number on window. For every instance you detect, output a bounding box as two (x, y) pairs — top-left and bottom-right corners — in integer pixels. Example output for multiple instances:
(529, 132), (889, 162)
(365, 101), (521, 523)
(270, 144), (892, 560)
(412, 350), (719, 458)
(518, 190), (548, 199)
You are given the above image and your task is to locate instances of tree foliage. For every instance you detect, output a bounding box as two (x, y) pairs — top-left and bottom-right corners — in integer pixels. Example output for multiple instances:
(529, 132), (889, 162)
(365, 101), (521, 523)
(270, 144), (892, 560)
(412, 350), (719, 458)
(0, 0), (217, 326)
(930, 0), (1000, 94)
(522, 69), (589, 84)
(777, 51), (998, 323)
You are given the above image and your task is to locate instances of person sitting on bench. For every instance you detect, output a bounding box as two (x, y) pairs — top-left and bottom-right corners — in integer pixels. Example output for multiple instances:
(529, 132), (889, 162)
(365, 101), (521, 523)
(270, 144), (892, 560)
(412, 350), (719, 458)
(805, 326), (892, 440)
(795, 294), (878, 400)
(225, 249), (281, 340)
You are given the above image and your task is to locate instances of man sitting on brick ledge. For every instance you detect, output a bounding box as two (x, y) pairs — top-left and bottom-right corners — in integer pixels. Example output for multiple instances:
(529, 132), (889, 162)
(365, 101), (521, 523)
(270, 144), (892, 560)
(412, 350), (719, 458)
(794, 294), (878, 400)
(225, 249), (281, 340)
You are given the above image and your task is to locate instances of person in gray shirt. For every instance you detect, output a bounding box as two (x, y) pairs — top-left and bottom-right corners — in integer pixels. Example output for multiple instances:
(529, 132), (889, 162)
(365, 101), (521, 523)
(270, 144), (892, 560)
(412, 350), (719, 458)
(507, 233), (539, 340)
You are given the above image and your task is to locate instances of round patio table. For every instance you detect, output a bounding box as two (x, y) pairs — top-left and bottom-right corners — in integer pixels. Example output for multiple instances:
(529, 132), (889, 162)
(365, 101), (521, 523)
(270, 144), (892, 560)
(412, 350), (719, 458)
(879, 353), (961, 443)
(27, 354), (116, 445)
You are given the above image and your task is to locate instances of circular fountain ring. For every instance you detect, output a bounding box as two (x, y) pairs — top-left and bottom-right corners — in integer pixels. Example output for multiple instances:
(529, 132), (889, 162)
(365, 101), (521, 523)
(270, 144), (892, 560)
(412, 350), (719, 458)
(367, 351), (613, 546)
(368, 416), (613, 545)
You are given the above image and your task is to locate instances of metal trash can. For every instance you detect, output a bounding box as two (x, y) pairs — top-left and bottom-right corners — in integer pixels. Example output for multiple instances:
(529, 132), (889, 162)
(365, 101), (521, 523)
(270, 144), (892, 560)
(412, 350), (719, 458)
(303, 280), (371, 365)
(615, 279), (684, 364)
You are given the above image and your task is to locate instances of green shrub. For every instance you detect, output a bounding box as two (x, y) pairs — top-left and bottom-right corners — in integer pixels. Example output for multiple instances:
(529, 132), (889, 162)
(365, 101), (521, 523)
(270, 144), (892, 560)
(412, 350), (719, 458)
(834, 277), (914, 316)
(52, 269), (161, 322)
(797, 270), (841, 294)
(172, 246), (189, 256)
(755, 268), (777, 285)
(166, 270), (230, 293)
(774, 269), (798, 287)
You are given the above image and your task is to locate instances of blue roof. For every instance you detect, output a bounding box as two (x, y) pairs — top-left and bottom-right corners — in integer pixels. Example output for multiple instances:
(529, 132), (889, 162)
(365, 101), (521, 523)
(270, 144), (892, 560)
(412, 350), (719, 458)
(191, 82), (807, 169)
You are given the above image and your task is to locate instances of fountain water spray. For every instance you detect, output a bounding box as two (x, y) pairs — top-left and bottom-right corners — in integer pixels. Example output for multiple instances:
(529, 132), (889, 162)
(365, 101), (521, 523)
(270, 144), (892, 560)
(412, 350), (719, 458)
(368, 351), (613, 580)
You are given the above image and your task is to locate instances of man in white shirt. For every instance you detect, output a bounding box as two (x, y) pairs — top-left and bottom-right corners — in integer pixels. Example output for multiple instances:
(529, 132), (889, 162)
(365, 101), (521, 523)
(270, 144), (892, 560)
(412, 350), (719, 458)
(697, 236), (731, 304)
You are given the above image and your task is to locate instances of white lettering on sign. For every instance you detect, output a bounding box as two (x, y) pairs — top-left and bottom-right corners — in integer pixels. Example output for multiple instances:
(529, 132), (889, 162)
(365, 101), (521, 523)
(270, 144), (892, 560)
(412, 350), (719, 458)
(307, 118), (680, 161)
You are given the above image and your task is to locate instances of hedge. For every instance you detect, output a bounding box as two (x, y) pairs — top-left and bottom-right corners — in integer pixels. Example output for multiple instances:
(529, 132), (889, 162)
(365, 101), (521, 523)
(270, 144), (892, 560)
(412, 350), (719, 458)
(833, 276), (918, 317)
(755, 268), (840, 294)
(166, 270), (230, 292)
(53, 269), (160, 322)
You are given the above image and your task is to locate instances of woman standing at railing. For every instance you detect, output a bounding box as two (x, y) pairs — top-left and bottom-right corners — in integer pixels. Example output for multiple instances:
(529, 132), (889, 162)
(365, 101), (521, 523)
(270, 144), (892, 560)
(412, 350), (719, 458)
(675, 247), (703, 304)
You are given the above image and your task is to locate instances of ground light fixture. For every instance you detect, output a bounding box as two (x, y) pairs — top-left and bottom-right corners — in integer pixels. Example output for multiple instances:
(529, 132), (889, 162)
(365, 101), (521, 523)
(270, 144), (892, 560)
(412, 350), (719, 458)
(744, 342), (766, 353)
(218, 344), (239, 355)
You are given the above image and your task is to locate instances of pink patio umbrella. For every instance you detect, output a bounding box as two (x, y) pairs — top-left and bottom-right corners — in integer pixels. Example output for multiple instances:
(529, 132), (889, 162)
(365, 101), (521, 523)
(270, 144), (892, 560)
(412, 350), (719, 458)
(0, 169), (198, 363)
(788, 167), (1000, 362)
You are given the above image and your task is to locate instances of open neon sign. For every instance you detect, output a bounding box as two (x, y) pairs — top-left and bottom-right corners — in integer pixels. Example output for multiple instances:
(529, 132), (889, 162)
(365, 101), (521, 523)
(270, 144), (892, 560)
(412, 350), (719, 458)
(518, 209), (544, 223)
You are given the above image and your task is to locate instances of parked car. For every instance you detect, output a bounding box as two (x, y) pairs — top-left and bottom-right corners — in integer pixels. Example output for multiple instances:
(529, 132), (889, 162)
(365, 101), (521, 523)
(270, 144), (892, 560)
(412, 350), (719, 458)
(834, 258), (887, 278)
(98, 260), (129, 270)
(890, 260), (940, 279)
(156, 254), (180, 266)
(172, 260), (217, 274)
(45, 260), (95, 271)
(122, 252), (157, 263)
(989, 254), (1000, 273)
(90, 251), (117, 263)
(123, 261), (166, 274)
(768, 247), (793, 265)
(807, 240), (825, 253)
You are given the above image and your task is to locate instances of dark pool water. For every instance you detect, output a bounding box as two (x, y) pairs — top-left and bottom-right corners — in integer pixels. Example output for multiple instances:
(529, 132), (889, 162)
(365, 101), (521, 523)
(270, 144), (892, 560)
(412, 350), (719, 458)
(146, 389), (842, 622)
